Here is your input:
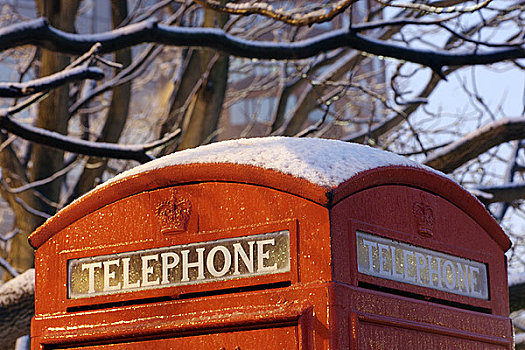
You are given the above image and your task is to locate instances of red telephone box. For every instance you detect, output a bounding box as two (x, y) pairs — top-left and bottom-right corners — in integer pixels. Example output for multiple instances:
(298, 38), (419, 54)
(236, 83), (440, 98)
(30, 137), (513, 349)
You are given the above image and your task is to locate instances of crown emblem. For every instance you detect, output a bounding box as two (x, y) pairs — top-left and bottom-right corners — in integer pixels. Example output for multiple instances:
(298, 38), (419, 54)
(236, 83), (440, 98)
(413, 202), (434, 237)
(155, 190), (192, 234)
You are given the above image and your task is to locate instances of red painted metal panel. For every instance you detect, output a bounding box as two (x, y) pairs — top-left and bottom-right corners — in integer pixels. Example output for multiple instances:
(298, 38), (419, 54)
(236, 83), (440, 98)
(34, 182), (330, 316)
(29, 164), (331, 249)
(357, 321), (508, 350)
(62, 327), (300, 350)
(331, 166), (510, 251)
(32, 284), (320, 349)
(30, 161), (512, 349)
(30, 165), (509, 253)
(31, 283), (512, 349)
(338, 284), (513, 349)
(331, 184), (509, 316)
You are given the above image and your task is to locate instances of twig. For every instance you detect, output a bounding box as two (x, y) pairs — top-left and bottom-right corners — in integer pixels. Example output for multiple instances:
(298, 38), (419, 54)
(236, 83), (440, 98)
(438, 23), (525, 48)
(0, 228), (19, 243)
(95, 56), (123, 69)
(1, 43), (103, 114)
(351, 14), (460, 32)
(1, 159), (79, 194)
(12, 195), (51, 219)
(295, 105), (331, 137)
(0, 113), (180, 163)
(0, 256), (19, 277)
(145, 128), (182, 151)
(69, 45), (163, 115)
(193, 0), (357, 26)
(374, 0), (493, 14)
(0, 66), (104, 98)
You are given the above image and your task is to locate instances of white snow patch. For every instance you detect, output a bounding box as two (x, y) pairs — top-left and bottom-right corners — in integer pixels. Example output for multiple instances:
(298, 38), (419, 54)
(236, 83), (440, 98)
(106, 137), (438, 189)
(0, 269), (34, 303)
(509, 271), (525, 287)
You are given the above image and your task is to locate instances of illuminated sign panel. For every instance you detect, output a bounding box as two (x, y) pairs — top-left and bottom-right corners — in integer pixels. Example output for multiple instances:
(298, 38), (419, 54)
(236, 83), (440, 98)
(356, 231), (488, 300)
(68, 230), (290, 299)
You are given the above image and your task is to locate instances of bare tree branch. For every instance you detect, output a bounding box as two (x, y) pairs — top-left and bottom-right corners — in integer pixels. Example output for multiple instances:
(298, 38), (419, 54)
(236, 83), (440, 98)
(374, 0), (493, 14)
(343, 69), (447, 143)
(350, 15), (460, 32)
(69, 45), (162, 116)
(10, 194), (51, 220)
(120, 0), (177, 27)
(0, 256), (19, 278)
(193, 0), (357, 26)
(1, 43), (103, 119)
(69, 0), (134, 200)
(0, 66), (104, 98)
(474, 183), (525, 205)
(0, 111), (181, 163)
(0, 160), (79, 194)
(294, 105), (331, 137)
(0, 18), (523, 75)
(0, 228), (19, 243)
(438, 23), (525, 48)
(424, 117), (525, 173)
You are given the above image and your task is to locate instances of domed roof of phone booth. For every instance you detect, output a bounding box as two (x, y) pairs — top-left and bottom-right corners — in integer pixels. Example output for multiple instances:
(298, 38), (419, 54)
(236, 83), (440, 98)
(28, 137), (510, 251)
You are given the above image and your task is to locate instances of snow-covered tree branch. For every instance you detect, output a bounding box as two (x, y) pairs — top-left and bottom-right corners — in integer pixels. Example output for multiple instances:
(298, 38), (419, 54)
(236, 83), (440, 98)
(0, 18), (522, 75)
(0, 270), (34, 350)
(0, 66), (104, 98)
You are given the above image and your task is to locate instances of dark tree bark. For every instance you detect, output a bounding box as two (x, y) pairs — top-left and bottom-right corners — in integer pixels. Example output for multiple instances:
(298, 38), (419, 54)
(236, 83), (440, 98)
(424, 118), (525, 173)
(9, 0), (82, 274)
(70, 0), (133, 200)
(173, 8), (229, 151)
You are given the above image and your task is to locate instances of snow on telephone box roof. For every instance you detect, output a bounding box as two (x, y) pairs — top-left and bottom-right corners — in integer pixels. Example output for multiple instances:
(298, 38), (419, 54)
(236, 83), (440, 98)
(31, 137), (510, 251)
(107, 137), (434, 189)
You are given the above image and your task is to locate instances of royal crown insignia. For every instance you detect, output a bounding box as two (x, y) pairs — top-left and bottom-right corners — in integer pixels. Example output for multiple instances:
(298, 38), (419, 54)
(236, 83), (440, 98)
(155, 190), (192, 234)
(413, 201), (434, 237)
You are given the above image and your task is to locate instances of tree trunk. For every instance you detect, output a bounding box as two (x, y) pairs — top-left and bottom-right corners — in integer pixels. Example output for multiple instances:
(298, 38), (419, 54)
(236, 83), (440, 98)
(0, 133), (44, 278)
(70, 0), (132, 199)
(177, 53), (229, 150)
(161, 8), (229, 152)
(6, 0), (80, 273)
